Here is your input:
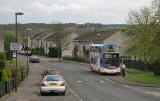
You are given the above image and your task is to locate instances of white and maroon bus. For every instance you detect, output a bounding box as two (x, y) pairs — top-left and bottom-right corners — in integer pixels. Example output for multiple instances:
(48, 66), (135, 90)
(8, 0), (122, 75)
(90, 44), (120, 75)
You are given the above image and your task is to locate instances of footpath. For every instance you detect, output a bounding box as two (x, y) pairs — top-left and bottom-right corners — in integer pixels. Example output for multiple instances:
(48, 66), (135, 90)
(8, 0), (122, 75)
(0, 63), (43, 101)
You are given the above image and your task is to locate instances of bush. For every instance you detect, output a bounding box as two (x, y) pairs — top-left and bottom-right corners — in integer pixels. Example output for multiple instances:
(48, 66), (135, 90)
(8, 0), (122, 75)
(0, 52), (6, 70)
(5, 68), (12, 80)
(1, 69), (9, 82)
(48, 47), (61, 58)
(32, 48), (44, 56)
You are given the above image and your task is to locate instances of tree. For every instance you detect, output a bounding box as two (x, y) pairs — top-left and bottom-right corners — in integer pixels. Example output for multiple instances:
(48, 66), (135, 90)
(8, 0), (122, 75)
(125, 4), (160, 76)
(4, 31), (21, 51)
(50, 23), (70, 61)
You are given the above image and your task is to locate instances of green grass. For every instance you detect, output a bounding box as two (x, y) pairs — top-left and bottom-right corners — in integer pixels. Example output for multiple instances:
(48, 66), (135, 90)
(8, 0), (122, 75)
(126, 75), (160, 84)
(125, 68), (154, 75)
(6, 60), (24, 67)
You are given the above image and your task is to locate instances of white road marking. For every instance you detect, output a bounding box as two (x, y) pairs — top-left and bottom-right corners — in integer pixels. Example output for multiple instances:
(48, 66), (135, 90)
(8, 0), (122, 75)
(77, 81), (83, 83)
(62, 77), (83, 101)
(123, 85), (160, 97)
(99, 80), (105, 83)
(69, 88), (83, 101)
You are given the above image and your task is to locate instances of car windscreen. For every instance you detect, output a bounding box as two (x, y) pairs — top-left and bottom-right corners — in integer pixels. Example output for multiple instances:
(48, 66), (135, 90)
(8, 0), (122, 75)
(47, 71), (58, 75)
(44, 76), (63, 81)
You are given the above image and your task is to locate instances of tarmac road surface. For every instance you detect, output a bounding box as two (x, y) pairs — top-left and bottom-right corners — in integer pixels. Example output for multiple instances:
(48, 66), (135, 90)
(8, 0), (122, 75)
(38, 57), (160, 101)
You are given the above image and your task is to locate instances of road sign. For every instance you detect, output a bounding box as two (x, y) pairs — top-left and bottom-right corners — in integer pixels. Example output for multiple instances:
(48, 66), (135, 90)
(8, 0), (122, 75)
(10, 43), (23, 50)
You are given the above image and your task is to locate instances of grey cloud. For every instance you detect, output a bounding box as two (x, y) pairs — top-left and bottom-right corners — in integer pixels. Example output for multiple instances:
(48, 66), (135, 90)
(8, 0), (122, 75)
(0, 0), (153, 24)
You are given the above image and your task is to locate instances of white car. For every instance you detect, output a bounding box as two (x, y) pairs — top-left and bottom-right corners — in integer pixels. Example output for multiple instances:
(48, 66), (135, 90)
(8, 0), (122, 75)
(40, 75), (66, 96)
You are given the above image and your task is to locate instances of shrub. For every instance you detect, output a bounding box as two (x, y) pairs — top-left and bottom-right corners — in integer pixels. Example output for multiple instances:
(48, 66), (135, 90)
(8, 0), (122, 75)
(32, 48), (44, 55)
(5, 68), (12, 80)
(0, 52), (6, 70)
(1, 69), (9, 82)
(48, 47), (61, 58)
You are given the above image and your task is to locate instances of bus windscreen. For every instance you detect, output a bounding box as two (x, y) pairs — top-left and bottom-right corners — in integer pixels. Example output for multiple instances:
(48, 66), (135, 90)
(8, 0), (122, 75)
(103, 53), (119, 67)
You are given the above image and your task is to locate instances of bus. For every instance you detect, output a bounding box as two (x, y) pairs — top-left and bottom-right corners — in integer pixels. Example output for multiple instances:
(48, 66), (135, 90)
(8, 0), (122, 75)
(90, 44), (120, 74)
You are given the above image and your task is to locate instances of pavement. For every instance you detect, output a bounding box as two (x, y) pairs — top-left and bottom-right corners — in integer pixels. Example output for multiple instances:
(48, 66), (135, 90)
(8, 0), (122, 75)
(0, 62), (43, 101)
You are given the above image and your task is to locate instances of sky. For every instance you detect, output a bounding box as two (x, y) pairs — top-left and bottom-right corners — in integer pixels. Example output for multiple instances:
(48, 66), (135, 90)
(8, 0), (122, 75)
(0, 0), (153, 24)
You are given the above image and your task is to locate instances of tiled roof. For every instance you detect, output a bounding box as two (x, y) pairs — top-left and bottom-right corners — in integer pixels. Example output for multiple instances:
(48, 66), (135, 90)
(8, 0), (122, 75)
(45, 31), (71, 40)
(32, 31), (49, 40)
(73, 30), (120, 41)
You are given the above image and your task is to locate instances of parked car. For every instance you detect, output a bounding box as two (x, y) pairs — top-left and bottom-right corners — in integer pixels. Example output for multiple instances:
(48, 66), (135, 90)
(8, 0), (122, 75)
(43, 69), (61, 77)
(26, 51), (32, 56)
(29, 56), (40, 63)
(40, 75), (66, 96)
(19, 51), (25, 55)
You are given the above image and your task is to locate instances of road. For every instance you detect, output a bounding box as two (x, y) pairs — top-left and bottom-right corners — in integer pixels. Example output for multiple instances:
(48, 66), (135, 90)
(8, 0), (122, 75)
(19, 55), (160, 101)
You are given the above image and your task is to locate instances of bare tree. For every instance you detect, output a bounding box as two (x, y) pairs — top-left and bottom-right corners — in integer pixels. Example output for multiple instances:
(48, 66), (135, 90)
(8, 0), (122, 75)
(51, 23), (70, 62)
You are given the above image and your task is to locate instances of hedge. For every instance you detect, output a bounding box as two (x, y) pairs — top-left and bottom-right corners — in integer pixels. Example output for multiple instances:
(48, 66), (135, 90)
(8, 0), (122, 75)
(48, 47), (61, 58)
(32, 48), (45, 56)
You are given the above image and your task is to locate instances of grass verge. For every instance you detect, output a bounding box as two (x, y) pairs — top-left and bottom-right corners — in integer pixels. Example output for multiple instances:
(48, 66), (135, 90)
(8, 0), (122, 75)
(125, 68), (154, 75)
(126, 75), (160, 84)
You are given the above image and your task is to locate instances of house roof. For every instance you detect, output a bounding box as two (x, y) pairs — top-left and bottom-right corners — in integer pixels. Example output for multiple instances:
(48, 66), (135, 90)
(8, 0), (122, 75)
(73, 30), (121, 41)
(44, 31), (71, 41)
(31, 31), (50, 40)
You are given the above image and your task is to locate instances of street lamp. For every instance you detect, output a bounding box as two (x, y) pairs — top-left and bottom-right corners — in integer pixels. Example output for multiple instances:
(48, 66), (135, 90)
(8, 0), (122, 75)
(26, 28), (32, 76)
(15, 12), (24, 91)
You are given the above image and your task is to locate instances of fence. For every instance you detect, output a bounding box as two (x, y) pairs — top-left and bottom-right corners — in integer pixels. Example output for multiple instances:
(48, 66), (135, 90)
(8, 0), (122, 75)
(122, 59), (153, 71)
(0, 68), (28, 97)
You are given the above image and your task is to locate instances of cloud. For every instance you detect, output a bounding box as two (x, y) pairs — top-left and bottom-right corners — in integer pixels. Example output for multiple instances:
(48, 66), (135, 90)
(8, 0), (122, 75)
(0, 0), (153, 24)
(0, 7), (15, 13)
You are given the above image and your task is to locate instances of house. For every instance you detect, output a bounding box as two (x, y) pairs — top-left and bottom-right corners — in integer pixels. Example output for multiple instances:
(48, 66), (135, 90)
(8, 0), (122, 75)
(43, 31), (78, 56)
(73, 30), (129, 58)
(31, 31), (54, 54)
(0, 27), (4, 52)
(30, 30), (78, 56)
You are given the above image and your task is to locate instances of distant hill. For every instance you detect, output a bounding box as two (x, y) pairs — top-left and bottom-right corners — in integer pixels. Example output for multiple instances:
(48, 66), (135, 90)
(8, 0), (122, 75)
(0, 23), (126, 31)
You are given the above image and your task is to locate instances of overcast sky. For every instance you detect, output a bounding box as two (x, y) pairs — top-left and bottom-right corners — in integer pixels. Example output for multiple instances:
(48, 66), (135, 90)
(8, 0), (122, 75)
(0, 0), (152, 24)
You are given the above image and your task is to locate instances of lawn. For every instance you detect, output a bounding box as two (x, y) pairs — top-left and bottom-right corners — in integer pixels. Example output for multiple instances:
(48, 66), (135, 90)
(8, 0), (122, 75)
(125, 68), (154, 75)
(126, 75), (160, 84)
(125, 67), (160, 84)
